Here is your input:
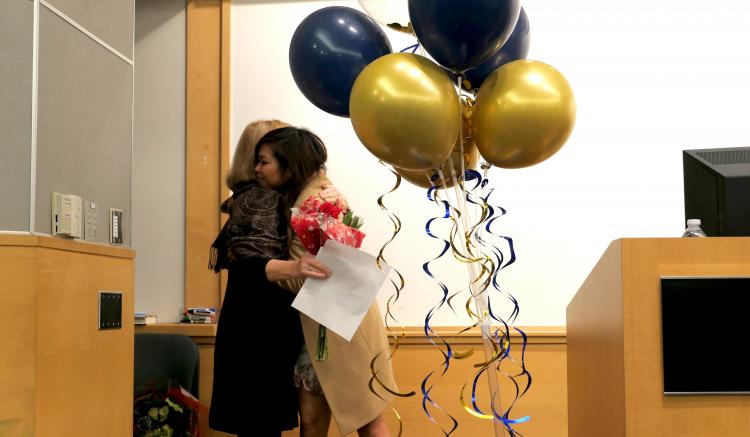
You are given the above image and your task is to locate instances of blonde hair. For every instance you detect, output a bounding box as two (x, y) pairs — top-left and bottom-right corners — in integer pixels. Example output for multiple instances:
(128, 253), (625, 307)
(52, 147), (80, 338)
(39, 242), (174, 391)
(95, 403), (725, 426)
(225, 119), (291, 191)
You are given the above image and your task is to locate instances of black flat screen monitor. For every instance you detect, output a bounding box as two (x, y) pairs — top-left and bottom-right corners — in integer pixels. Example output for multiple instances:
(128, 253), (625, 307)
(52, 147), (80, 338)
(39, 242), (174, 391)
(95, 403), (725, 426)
(683, 147), (750, 236)
(661, 277), (750, 394)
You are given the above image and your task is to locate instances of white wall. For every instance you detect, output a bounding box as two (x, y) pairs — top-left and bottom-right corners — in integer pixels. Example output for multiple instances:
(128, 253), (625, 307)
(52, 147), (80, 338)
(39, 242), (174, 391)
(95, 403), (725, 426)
(134, 0), (186, 322)
(232, 0), (750, 327)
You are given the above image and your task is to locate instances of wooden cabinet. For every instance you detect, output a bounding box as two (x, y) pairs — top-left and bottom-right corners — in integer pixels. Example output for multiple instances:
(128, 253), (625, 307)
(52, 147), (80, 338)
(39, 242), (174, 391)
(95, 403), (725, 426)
(0, 234), (134, 437)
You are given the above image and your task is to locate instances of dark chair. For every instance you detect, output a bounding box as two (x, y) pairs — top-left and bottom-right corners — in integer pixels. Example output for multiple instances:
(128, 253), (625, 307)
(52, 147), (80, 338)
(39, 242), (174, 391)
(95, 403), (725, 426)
(134, 333), (200, 398)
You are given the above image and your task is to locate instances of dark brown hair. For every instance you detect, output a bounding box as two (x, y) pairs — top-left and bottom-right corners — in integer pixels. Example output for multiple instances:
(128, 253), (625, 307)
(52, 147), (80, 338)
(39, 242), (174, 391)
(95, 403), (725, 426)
(254, 127), (328, 208)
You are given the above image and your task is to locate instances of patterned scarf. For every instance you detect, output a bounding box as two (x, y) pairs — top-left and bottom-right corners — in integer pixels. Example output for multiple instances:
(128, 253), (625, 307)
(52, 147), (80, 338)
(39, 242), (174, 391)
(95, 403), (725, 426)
(209, 181), (288, 272)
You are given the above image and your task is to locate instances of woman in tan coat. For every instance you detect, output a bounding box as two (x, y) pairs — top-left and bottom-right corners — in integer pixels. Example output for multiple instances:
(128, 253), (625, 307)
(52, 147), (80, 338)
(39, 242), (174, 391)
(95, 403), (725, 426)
(280, 165), (398, 437)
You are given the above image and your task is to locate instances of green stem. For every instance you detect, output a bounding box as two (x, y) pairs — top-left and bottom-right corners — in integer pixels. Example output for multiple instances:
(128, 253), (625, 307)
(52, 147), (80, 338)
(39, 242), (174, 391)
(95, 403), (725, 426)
(315, 325), (328, 362)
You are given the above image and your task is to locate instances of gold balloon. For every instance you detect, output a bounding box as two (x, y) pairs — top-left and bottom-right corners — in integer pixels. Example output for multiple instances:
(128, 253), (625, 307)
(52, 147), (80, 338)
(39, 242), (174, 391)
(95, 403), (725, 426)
(396, 105), (478, 188)
(350, 53), (461, 171)
(473, 60), (576, 169)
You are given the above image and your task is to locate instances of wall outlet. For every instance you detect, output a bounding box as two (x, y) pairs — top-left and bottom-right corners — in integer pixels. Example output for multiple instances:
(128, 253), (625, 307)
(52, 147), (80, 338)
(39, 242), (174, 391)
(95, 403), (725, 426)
(84, 201), (98, 242)
(109, 208), (123, 245)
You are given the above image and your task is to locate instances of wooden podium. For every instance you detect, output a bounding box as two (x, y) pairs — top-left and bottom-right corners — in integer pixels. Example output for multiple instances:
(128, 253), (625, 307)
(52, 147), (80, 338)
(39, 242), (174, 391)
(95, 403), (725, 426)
(567, 238), (750, 437)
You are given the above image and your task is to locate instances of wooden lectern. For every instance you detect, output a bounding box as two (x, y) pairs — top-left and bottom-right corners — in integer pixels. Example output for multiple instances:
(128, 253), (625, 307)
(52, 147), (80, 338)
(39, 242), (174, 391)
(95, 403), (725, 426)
(567, 238), (750, 437)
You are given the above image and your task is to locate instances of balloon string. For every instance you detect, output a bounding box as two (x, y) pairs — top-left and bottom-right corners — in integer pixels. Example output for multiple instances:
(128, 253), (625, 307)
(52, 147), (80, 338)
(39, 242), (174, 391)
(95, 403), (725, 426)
(439, 169), (530, 435)
(466, 171), (532, 435)
(433, 176), (482, 319)
(440, 92), (493, 414)
(445, 168), (529, 435)
(436, 168), (480, 265)
(457, 76), (466, 190)
(438, 164), (505, 437)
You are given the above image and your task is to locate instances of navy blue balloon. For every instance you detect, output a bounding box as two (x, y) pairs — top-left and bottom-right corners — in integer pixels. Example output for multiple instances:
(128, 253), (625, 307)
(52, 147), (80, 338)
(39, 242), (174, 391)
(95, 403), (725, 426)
(459, 8), (530, 90)
(408, 0), (521, 72)
(289, 7), (392, 117)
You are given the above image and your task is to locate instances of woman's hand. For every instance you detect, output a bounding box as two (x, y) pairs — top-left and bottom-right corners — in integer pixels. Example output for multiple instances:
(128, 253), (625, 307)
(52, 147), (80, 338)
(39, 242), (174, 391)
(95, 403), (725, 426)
(319, 183), (348, 212)
(265, 255), (331, 282)
(294, 253), (331, 279)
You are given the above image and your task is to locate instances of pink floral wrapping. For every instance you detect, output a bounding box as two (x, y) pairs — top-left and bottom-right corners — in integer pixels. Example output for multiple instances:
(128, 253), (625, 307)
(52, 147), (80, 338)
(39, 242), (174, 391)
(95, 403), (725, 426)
(290, 196), (364, 255)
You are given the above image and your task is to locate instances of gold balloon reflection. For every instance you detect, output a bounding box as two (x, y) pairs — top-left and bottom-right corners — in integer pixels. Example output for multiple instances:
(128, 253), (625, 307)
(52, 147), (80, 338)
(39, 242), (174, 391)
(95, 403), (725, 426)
(473, 60), (576, 169)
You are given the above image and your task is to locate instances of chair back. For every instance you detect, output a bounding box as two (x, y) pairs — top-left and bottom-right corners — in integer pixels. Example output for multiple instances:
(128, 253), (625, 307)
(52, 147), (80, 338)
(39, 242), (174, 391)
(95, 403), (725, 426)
(134, 333), (200, 398)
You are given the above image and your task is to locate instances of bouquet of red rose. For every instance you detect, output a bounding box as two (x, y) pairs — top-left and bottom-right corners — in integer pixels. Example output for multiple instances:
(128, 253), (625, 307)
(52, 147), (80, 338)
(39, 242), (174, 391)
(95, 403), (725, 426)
(291, 196), (364, 254)
(290, 196), (365, 361)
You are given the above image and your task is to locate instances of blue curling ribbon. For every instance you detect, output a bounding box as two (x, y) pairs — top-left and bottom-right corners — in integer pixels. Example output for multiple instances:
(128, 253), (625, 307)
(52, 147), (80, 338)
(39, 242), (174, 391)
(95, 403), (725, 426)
(430, 181), (474, 316)
(423, 185), (452, 326)
(513, 327), (533, 397)
(467, 359), (530, 428)
(419, 181), (461, 435)
(487, 296), (532, 405)
(421, 370), (458, 436)
(400, 43), (420, 53)
(464, 169), (483, 191)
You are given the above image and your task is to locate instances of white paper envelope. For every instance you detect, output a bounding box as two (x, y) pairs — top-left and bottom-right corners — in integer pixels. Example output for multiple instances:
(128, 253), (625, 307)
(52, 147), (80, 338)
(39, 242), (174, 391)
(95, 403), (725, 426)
(292, 240), (392, 341)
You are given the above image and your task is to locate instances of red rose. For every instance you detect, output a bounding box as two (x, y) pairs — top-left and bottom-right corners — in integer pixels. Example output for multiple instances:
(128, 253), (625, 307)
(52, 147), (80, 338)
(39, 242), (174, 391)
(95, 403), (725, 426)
(318, 201), (342, 219)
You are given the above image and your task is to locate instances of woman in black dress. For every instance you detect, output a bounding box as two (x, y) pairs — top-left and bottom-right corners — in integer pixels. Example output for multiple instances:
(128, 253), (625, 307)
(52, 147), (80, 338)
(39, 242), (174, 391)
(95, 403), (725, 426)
(208, 125), (333, 436)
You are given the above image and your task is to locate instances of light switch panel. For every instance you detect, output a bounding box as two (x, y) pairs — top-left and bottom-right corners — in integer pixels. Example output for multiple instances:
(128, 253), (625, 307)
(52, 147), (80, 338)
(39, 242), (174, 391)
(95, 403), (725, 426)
(84, 201), (98, 242)
(109, 208), (123, 245)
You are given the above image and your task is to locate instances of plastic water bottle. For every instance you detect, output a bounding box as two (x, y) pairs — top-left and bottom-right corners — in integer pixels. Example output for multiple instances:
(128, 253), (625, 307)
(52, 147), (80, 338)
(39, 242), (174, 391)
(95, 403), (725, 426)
(682, 219), (707, 237)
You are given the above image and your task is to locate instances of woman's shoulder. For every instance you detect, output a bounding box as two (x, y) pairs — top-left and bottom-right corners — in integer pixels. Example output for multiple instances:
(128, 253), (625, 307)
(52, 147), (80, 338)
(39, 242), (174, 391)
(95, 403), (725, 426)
(293, 173), (331, 207)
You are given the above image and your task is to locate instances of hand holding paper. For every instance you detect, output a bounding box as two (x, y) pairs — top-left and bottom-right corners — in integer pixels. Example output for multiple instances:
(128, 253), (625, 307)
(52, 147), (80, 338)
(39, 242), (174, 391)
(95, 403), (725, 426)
(292, 240), (392, 341)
